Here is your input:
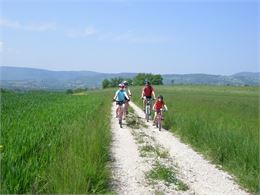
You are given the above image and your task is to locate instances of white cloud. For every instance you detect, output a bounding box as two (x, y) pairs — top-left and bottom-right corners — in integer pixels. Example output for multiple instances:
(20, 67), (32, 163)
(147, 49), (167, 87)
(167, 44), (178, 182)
(0, 18), (56, 32)
(67, 26), (97, 38)
(97, 31), (174, 43)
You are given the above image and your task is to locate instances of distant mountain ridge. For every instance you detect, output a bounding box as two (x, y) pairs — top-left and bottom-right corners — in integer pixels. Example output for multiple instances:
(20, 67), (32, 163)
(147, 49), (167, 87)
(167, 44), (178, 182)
(0, 66), (259, 90)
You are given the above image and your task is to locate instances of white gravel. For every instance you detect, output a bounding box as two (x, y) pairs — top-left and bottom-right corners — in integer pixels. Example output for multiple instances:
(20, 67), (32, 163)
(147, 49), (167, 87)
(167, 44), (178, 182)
(110, 102), (249, 195)
(110, 103), (153, 195)
(129, 102), (249, 195)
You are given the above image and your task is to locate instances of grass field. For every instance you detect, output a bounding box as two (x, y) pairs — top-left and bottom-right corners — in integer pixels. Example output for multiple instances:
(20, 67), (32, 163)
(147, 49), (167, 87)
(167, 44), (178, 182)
(0, 89), (113, 194)
(131, 85), (259, 193)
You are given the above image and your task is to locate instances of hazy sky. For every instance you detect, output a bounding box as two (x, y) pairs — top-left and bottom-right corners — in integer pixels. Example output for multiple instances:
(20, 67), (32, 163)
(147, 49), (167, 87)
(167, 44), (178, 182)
(0, 0), (259, 74)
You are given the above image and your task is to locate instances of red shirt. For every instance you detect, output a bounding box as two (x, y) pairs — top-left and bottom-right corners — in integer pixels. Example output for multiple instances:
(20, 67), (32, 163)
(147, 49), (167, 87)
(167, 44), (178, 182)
(154, 100), (165, 110)
(143, 86), (154, 97)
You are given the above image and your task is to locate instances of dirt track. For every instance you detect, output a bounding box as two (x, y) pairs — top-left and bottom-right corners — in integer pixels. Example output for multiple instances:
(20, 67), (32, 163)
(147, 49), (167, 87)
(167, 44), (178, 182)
(110, 102), (248, 195)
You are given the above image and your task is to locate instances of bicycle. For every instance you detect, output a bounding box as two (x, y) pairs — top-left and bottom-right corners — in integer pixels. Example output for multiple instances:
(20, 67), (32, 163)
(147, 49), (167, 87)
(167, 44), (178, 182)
(155, 109), (165, 131)
(113, 99), (124, 128)
(143, 97), (153, 122)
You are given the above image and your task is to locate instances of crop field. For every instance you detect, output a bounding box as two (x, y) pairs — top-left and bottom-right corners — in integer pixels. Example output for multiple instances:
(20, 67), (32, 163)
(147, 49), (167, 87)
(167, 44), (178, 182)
(0, 89), (113, 194)
(131, 85), (259, 193)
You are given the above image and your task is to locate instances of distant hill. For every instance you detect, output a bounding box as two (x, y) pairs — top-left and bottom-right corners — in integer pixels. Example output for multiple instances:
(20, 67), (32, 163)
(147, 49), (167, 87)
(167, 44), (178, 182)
(0, 66), (137, 90)
(163, 72), (260, 86)
(0, 66), (259, 90)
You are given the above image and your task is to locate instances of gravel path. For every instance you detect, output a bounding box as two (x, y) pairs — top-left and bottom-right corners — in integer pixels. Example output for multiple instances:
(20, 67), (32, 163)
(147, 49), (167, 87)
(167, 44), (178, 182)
(110, 103), (153, 195)
(110, 102), (249, 195)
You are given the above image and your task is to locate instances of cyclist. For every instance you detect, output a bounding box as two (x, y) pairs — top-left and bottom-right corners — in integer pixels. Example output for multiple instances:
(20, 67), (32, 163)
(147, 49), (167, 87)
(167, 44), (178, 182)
(113, 83), (130, 118)
(153, 95), (168, 125)
(123, 80), (132, 115)
(141, 80), (156, 112)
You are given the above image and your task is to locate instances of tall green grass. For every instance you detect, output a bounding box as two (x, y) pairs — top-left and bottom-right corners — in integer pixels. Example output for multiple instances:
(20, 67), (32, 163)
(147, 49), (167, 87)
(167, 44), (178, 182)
(131, 85), (259, 193)
(0, 90), (113, 194)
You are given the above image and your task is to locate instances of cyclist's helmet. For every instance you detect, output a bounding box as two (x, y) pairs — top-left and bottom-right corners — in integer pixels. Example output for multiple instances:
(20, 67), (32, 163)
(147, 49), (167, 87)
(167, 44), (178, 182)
(158, 95), (163, 100)
(145, 80), (151, 86)
(118, 83), (124, 88)
(123, 80), (128, 86)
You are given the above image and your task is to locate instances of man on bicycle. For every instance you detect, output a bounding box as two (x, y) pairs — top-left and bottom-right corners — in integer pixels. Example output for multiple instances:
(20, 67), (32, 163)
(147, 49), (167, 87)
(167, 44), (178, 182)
(123, 80), (131, 115)
(141, 80), (156, 113)
(153, 95), (168, 125)
(113, 83), (130, 118)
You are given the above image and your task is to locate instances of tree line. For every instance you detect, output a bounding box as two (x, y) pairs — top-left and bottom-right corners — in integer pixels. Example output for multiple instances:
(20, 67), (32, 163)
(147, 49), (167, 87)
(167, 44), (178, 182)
(102, 73), (163, 88)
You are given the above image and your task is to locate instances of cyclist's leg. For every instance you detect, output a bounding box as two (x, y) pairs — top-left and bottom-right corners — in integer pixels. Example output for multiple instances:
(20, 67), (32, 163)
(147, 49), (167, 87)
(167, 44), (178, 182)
(125, 100), (129, 114)
(149, 99), (153, 113)
(118, 104), (123, 119)
(116, 104), (120, 117)
(143, 98), (146, 112)
(161, 110), (164, 120)
(122, 103), (126, 119)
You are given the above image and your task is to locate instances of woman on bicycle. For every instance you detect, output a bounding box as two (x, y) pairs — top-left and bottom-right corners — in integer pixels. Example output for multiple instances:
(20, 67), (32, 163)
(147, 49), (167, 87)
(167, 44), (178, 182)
(141, 80), (156, 112)
(153, 95), (168, 125)
(123, 80), (131, 115)
(113, 83), (130, 118)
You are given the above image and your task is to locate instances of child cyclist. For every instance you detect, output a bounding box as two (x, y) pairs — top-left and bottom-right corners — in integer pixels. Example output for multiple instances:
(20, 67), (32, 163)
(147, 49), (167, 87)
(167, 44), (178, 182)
(113, 83), (130, 118)
(153, 95), (168, 125)
(123, 80), (131, 115)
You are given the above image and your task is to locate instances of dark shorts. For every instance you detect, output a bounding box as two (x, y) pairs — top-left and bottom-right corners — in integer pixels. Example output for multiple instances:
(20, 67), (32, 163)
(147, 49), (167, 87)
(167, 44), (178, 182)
(116, 101), (125, 106)
(156, 109), (162, 114)
(145, 96), (152, 99)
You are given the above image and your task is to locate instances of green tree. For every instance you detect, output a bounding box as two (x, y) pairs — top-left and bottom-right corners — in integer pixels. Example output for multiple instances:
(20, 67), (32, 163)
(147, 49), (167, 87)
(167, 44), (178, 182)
(102, 79), (111, 88)
(66, 89), (73, 94)
(133, 73), (163, 85)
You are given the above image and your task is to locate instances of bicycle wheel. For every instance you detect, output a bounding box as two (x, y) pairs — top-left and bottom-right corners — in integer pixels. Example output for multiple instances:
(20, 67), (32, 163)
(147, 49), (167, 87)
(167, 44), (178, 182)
(119, 119), (122, 128)
(118, 106), (123, 128)
(145, 106), (149, 122)
(158, 122), (161, 131)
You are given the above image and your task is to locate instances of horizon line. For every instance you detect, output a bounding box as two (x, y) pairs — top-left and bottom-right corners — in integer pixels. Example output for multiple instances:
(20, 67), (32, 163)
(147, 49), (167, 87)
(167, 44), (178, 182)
(0, 65), (259, 76)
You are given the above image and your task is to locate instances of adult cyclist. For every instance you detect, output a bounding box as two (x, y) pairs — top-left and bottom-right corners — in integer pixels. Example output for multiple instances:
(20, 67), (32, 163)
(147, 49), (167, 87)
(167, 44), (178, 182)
(141, 80), (156, 112)
(123, 80), (132, 115)
(113, 83), (130, 118)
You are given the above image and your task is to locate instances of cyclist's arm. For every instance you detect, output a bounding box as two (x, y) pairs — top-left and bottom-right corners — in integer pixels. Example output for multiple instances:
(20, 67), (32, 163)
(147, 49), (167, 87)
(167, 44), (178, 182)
(128, 89), (132, 97)
(141, 88), (145, 98)
(152, 103), (156, 110)
(113, 91), (119, 100)
(152, 91), (156, 99)
(164, 105), (168, 111)
(124, 92), (130, 100)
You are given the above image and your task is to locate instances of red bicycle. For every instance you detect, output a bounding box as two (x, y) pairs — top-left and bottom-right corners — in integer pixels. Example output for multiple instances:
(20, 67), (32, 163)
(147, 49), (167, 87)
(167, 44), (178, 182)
(155, 109), (165, 131)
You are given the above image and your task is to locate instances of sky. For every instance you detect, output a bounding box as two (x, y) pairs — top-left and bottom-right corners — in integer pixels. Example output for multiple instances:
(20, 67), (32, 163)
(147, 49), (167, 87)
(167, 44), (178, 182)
(0, 0), (259, 75)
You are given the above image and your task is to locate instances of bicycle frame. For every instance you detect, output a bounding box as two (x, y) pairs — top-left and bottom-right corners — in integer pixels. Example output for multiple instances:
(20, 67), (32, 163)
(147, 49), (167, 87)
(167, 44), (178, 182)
(118, 104), (124, 128)
(145, 98), (152, 122)
(155, 109), (163, 131)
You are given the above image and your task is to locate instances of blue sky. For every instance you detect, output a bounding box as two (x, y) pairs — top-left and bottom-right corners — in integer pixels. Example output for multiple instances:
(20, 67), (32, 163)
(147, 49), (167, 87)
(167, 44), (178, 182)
(0, 0), (259, 74)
